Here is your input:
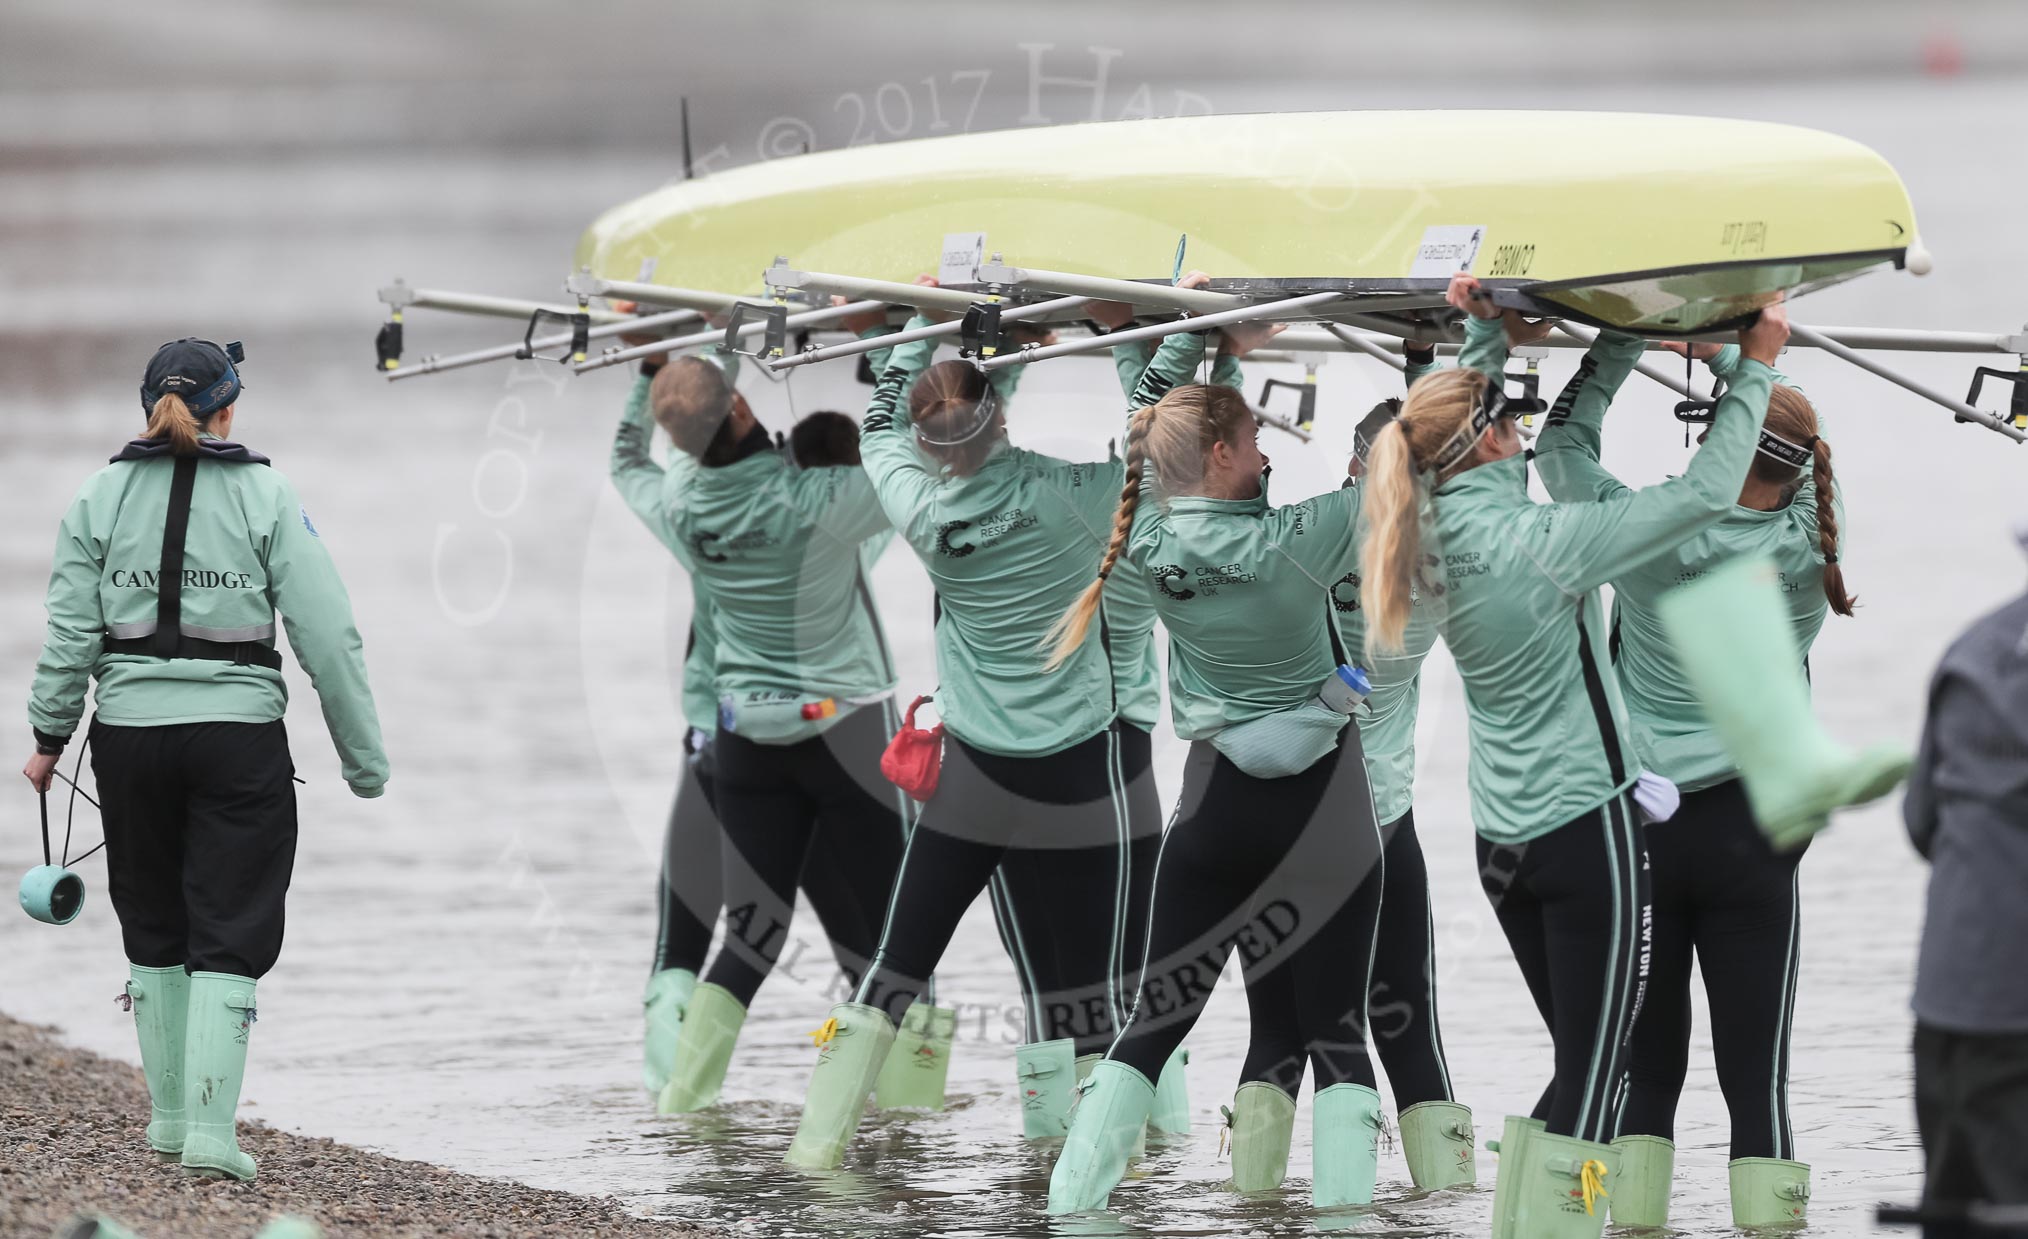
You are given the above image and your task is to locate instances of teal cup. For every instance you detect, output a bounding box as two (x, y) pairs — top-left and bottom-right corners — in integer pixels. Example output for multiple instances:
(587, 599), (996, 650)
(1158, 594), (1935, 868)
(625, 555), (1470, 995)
(19, 864), (84, 925)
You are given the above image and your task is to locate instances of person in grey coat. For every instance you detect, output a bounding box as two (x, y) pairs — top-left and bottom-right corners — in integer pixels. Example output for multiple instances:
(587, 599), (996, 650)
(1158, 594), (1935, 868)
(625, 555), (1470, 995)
(1905, 524), (2028, 1233)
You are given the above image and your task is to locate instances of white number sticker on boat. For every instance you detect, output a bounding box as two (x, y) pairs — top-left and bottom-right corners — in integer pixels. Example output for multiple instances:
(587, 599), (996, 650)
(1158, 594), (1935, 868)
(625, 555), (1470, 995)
(1409, 225), (1486, 278)
(938, 233), (986, 286)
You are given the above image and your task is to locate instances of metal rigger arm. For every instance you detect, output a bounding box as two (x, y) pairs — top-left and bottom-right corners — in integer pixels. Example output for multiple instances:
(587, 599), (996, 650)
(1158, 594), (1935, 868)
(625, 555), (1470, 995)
(375, 257), (2028, 441)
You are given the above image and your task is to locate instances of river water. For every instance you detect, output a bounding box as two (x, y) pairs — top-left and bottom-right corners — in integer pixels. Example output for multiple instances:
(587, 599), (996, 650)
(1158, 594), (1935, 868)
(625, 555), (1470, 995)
(3, 12), (2025, 1235)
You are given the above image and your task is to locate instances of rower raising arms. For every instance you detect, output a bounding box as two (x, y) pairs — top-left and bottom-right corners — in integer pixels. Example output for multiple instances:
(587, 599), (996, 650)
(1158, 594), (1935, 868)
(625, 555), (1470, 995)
(23, 338), (387, 1183)
(1043, 325), (1391, 1214)
(1165, 345), (1476, 1196)
(1360, 271), (1787, 1237)
(603, 306), (730, 1096)
(609, 349), (909, 1116)
(784, 280), (1165, 1170)
(1532, 333), (1849, 1227)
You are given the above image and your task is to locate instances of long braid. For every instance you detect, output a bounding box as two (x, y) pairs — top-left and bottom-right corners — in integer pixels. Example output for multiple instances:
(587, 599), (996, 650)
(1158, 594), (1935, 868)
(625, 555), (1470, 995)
(1813, 437), (1856, 615)
(1043, 403), (1157, 670)
(1097, 405), (1155, 584)
(1765, 384), (1856, 618)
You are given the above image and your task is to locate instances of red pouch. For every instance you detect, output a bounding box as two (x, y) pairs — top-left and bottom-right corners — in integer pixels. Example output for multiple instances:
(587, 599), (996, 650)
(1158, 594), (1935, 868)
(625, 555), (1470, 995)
(881, 695), (945, 802)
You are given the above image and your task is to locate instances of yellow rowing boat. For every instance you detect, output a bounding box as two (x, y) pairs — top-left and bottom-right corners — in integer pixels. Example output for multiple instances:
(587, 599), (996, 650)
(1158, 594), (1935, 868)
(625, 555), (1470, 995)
(576, 110), (1918, 334)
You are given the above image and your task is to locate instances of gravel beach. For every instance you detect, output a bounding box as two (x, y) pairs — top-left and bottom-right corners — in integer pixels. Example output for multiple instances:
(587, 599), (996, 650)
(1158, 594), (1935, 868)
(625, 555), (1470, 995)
(0, 1013), (712, 1239)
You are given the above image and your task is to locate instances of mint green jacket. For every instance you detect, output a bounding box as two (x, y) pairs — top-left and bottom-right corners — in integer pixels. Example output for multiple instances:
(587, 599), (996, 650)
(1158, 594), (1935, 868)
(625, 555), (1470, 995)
(859, 317), (1148, 755)
(1535, 341), (1835, 792)
(673, 541), (889, 737)
(1098, 332), (1259, 734)
(1119, 332), (1363, 741)
(611, 369), (897, 744)
(681, 592), (719, 736)
(1324, 353), (1447, 825)
(1428, 317), (1774, 842)
(28, 438), (387, 796)
(1117, 331), (1436, 819)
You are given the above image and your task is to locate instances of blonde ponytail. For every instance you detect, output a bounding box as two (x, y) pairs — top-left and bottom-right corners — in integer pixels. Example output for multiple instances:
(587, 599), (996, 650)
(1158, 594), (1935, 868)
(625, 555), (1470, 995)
(1359, 366), (1485, 655)
(1359, 420), (1423, 656)
(146, 392), (203, 456)
(1044, 403), (1156, 670)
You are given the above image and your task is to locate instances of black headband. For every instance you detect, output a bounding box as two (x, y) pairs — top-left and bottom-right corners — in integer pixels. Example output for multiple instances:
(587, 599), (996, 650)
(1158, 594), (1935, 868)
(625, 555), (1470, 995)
(1427, 377), (1513, 475)
(1757, 428), (1819, 469)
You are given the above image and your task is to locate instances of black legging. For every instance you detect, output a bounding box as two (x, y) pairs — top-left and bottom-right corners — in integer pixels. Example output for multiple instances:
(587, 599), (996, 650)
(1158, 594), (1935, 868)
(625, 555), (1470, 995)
(855, 724), (1159, 1056)
(1476, 792), (1650, 1144)
(1239, 810), (1454, 1105)
(703, 702), (910, 1006)
(1108, 737), (1385, 1090)
(652, 734), (721, 976)
(1616, 778), (1805, 1160)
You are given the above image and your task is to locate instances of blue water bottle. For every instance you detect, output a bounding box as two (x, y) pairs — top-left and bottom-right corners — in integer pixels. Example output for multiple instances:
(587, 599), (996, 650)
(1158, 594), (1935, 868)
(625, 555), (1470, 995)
(1314, 665), (1371, 715)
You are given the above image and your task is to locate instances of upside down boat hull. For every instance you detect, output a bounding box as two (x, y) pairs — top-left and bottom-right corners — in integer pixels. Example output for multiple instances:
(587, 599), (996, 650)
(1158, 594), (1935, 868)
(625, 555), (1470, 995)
(576, 110), (1919, 334)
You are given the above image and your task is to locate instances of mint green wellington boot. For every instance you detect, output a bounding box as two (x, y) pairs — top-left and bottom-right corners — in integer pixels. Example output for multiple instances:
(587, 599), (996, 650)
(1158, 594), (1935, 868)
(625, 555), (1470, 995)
(1609, 1135), (1674, 1228)
(1046, 1060), (1156, 1214)
(874, 1002), (955, 1111)
(1399, 1100), (1476, 1190)
(1016, 1038), (1080, 1138)
(126, 964), (189, 1158)
(1149, 1046), (1191, 1135)
(1223, 1081), (1296, 1193)
(656, 982), (746, 1114)
(784, 1003), (897, 1171)
(1658, 556), (1912, 850)
(1312, 1083), (1385, 1208)
(642, 967), (697, 1096)
(180, 972), (259, 1181)
(1078, 1052), (1148, 1158)
(1498, 1128), (1619, 1239)
(1729, 1158), (1810, 1228)
(1486, 1116), (1545, 1239)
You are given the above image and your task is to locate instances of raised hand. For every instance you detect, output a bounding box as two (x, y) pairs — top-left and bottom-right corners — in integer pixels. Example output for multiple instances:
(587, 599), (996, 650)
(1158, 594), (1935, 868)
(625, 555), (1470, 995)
(912, 273), (957, 325)
(835, 295), (890, 336)
(1502, 312), (1554, 347)
(1085, 300), (1136, 330)
(1220, 320), (1288, 359)
(1739, 297), (1790, 368)
(1658, 340), (1725, 361)
(1446, 272), (1501, 320)
(612, 299), (661, 349)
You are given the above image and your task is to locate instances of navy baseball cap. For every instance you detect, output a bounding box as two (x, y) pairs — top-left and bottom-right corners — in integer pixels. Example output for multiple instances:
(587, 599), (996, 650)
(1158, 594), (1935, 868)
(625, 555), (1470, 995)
(140, 338), (244, 418)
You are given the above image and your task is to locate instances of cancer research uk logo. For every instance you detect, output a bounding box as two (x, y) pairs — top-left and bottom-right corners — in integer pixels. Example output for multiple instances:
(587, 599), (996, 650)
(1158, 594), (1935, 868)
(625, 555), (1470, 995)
(934, 508), (1039, 558)
(1151, 564), (1195, 601)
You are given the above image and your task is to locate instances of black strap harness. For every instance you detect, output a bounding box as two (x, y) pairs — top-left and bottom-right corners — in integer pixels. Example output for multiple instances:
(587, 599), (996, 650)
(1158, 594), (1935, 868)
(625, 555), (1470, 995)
(153, 455), (199, 658)
(102, 451), (283, 672)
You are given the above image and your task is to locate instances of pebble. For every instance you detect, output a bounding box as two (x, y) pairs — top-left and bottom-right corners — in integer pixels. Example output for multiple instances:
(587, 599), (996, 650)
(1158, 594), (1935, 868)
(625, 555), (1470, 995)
(0, 1013), (714, 1238)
